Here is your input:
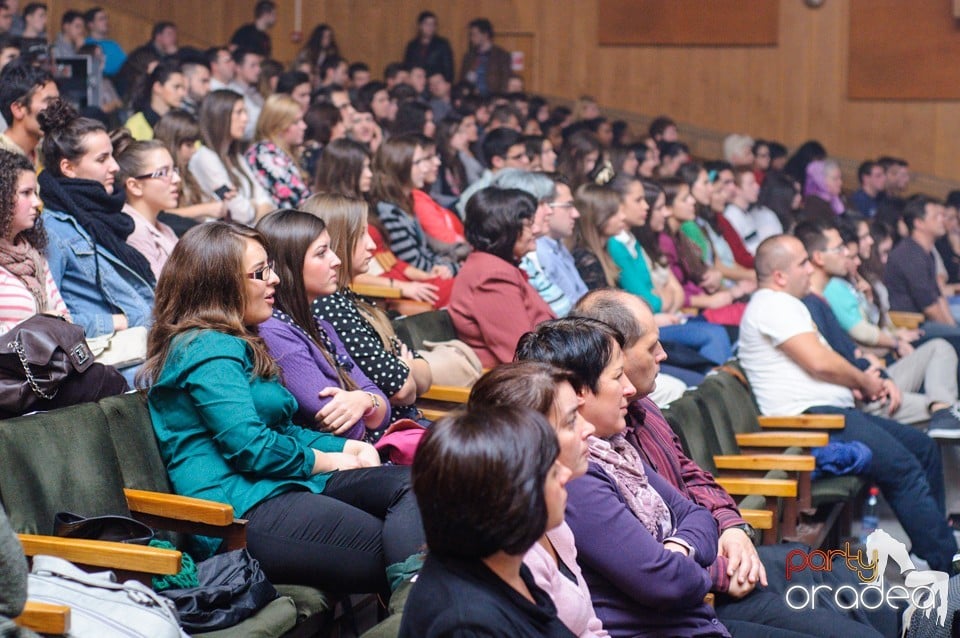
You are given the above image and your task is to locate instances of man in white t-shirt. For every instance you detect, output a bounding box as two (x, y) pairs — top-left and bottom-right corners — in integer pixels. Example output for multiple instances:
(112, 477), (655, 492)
(739, 234), (957, 573)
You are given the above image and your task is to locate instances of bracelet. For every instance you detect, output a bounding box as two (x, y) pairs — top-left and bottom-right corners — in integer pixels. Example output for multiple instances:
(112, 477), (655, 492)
(362, 391), (380, 418)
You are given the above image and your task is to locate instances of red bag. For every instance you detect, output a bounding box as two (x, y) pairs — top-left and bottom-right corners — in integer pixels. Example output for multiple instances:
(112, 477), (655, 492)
(374, 418), (429, 465)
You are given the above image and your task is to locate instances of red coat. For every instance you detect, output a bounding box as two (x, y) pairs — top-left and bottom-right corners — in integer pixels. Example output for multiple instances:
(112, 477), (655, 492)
(449, 251), (556, 367)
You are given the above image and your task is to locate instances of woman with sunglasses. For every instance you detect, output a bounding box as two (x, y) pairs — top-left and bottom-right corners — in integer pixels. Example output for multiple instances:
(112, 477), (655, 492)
(113, 132), (180, 279)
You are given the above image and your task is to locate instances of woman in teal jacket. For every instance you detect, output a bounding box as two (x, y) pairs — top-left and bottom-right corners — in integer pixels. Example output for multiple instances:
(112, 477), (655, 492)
(143, 220), (424, 597)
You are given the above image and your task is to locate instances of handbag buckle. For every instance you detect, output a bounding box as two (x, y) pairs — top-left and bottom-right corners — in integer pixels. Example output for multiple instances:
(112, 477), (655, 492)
(71, 344), (90, 365)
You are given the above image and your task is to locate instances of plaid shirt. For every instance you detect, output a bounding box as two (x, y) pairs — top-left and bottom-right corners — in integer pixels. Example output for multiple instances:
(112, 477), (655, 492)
(626, 396), (749, 593)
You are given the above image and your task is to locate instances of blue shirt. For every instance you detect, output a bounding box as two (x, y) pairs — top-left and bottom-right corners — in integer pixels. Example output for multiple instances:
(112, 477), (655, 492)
(519, 252), (572, 317)
(85, 37), (126, 77)
(536, 236), (589, 305)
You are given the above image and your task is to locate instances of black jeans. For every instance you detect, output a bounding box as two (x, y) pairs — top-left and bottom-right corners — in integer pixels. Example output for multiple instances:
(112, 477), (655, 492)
(244, 465), (425, 595)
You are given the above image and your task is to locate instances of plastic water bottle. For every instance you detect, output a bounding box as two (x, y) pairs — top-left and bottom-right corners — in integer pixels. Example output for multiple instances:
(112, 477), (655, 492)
(860, 486), (880, 543)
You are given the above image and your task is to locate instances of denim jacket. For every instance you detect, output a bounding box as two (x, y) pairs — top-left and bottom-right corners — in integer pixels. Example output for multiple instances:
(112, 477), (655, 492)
(43, 208), (155, 337)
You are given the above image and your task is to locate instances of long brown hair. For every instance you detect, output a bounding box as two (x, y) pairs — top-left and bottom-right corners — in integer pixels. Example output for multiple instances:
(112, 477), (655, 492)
(314, 138), (370, 198)
(573, 183), (620, 287)
(301, 193), (396, 350)
(371, 134), (419, 214)
(198, 90), (254, 194)
(138, 221), (278, 387)
(154, 109), (204, 205)
(255, 208), (358, 390)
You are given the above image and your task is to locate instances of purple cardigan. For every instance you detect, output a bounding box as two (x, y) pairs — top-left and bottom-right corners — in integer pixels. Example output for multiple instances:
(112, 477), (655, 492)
(564, 461), (729, 638)
(259, 316), (390, 439)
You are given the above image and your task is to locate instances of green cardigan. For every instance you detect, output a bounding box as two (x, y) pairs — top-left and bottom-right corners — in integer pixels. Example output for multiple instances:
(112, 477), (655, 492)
(148, 330), (347, 521)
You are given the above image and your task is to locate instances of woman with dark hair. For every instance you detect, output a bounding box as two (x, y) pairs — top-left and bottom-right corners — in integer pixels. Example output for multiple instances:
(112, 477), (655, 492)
(557, 130), (601, 193)
(400, 406), (574, 637)
(112, 132), (180, 279)
(307, 194), (432, 424)
(315, 139), (448, 308)
(757, 170), (801, 233)
(525, 135), (557, 172)
(144, 220), (424, 597)
(607, 146), (638, 179)
(188, 89), (273, 225)
(433, 112), (470, 201)
(124, 61), (186, 141)
(299, 24), (339, 75)
(449, 187), (555, 367)
(301, 102), (344, 179)
(371, 134), (459, 277)
(783, 140), (826, 191)
(514, 317), (730, 637)
(571, 183), (624, 291)
(0, 149), (69, 331)
(254, 209), (390, 440)
(392, 101), (435, 138)
(244, 94), (311, 209)
(153, 110), (228, 224)
(348, 102), (383, 153)
(468, 363), (607, 638)
(39, 100), (155, 337)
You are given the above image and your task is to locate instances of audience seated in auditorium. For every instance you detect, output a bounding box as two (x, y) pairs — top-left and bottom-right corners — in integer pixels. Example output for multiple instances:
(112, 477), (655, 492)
(144, 220), (424, 596)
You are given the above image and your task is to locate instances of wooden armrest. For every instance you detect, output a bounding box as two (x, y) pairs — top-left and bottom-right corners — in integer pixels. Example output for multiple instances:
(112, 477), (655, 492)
(735, 431), (828, 448)
(419, 408), (450, 422)
(716, 477), (797, 497)
(350, 282), (402, 299)
(125, 488), (234, 526)
(740, 509), (774, 530)
(758, 415), (845, 429)
(16, 601), (70, 634)
(18, 534), (181, 575)
(421, 384), (471, 403)
(888, 311), (924, 329)
(714, 454), (816, 472)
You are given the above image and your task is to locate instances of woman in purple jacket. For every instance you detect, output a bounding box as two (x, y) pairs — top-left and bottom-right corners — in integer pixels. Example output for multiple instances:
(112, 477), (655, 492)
(516, 317), (731, 638)
(255, 209), (390, 442)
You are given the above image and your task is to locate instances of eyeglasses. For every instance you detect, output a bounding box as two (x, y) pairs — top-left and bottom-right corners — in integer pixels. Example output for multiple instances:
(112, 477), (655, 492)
(414, 153), (438, 165)
(134, 166), (180, 181)
(548, 202), (576, 210)
(247, 261), (275, 281)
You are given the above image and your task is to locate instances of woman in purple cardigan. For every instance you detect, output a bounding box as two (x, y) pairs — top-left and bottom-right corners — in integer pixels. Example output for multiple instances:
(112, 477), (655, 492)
(516, 317), (730, 638)
(255, 209), (390, 441)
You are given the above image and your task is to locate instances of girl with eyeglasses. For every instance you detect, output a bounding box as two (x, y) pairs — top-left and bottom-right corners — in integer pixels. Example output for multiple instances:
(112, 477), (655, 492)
(143, 220), (425, 599)
(112, 131), (180, 279)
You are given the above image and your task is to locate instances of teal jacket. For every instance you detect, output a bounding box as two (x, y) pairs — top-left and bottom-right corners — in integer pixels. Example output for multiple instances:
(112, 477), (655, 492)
(607, 235), (663, 313)
(148, 330), (346, 522)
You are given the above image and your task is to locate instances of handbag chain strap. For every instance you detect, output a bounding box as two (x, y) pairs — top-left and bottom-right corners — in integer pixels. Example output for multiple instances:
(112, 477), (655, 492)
(11, 335), (58, 400)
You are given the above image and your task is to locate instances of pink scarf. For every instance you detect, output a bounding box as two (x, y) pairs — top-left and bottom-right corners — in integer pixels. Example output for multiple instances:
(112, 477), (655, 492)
(588, 434), (672, 539)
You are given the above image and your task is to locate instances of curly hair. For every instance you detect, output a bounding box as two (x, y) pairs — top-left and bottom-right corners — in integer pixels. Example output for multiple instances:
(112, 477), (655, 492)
(0, 150), (45, 249)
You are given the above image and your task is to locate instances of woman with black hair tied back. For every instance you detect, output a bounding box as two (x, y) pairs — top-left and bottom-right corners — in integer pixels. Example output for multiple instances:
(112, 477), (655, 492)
(39, 99), (155, 338)
(124, 61), (186, 141)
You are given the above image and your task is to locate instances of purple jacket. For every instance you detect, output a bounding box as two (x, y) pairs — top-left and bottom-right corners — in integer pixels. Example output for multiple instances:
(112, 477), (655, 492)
(259, 316), (390, 439)
(564, 461), (729, 638)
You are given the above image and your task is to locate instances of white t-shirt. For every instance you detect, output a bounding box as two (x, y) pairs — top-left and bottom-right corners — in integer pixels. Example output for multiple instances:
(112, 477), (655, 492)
(739, 288), (854, 415)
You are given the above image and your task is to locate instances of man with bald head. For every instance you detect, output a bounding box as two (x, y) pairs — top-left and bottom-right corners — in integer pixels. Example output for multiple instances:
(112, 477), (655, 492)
(740, 234), (957, 573)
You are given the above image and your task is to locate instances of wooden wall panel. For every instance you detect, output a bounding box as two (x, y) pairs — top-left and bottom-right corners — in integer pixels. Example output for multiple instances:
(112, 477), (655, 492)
(849, 0), (960, 99)
(34, 0), (960, 190)
(597, 0), (778, 46)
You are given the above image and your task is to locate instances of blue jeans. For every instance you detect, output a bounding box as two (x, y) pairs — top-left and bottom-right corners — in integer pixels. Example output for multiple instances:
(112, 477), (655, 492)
(661, 320), (732, 365)
(806, 406), (956, 573)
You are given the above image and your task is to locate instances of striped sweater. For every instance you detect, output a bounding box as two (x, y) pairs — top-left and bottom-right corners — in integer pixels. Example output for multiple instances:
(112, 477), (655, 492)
(376, 201), (459, 275)
(0, 262), (70, 333)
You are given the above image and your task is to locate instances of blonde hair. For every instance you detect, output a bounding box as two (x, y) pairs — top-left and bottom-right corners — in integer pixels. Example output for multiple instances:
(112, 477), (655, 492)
(255, 93), (303, 159)
(573, 183), (621, 287)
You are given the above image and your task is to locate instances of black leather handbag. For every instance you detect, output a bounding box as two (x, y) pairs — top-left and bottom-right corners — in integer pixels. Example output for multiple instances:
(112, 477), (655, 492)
(0, 314), (94, 412)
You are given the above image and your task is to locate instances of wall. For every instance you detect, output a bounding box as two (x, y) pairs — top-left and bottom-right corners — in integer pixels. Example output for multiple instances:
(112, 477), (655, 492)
(42, 0), (960, 193)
